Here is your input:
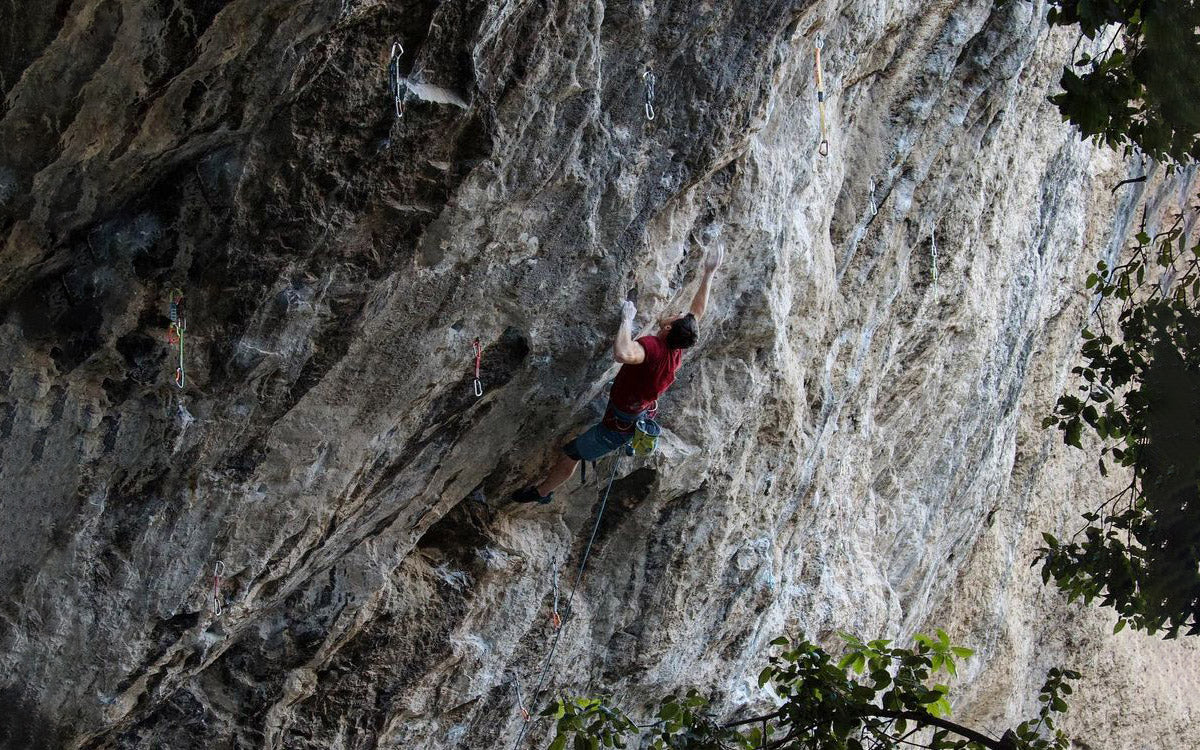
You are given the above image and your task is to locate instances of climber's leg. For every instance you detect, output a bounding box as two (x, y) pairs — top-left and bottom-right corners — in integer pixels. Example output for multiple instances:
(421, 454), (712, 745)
(536, 453), (579, 496)
(513, 422), (629, 504)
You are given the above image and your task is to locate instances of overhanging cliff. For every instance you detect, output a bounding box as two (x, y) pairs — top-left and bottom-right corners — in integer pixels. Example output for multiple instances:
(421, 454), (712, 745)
(0, 0), (1196, 748)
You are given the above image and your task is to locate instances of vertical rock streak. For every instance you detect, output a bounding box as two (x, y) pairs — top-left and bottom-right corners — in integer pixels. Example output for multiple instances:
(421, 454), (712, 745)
(0, 0), (1196, 748)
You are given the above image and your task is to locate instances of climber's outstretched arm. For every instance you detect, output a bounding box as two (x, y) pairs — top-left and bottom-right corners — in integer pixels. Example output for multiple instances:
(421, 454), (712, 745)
(613, 300), (646, 364)
(689, 245), (724, 320)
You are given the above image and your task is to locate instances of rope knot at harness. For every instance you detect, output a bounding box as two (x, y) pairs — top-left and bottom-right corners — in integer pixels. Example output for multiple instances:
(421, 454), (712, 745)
(472, 338), (483, 397)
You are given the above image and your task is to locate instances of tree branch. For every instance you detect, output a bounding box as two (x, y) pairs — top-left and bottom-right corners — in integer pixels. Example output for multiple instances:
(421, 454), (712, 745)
(722, 709), (783, 729)
(860, 708), (1010, 750)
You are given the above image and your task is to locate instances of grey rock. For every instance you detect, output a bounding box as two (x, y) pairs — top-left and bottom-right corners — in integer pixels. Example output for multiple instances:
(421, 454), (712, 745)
(0, 1), (1196, 749)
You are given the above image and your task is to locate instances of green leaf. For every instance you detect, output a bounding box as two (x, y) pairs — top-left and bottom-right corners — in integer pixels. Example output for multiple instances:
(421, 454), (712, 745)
(1113, 619), (1126, 634)
(853, 653), (866, 674)
(758, 667), (774, 687)
(550, 735), (568, 750)
(1065, 420), (1083, 448)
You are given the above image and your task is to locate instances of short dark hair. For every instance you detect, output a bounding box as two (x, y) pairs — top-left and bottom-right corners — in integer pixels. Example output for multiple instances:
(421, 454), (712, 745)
(665, 313), (698, 349)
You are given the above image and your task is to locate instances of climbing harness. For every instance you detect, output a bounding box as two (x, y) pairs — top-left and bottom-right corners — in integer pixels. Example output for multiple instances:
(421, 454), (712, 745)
(549, 560), (562, 629)
(511, 456), (623, 749)
(387, 42), (405, 120)
(167, 290), (186, 389)
(814, 37), (829, 156)
(211, 560), (225, 616)
(643, 68), (656, 121)
(472, 338), (484, 397)
(630, 418), (661, 457)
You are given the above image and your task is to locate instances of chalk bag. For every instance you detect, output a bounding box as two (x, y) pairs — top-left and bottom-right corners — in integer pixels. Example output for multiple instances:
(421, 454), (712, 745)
(631, 418), (661, 457)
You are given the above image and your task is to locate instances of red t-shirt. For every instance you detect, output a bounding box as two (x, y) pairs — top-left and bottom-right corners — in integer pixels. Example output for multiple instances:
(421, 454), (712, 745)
(607, 335), (682, 423)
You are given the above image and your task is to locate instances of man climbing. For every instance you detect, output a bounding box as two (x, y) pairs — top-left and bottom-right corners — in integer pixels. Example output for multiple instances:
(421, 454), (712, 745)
(512, 245), (725, 504)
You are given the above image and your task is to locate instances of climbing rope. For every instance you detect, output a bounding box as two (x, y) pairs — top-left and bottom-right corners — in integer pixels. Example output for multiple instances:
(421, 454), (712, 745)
(472, 338), (484, 397)
(643, 68), (656, 121)
(211, 560), (225, 616)
(814, 37), (829, 156)
(388, 41), (405, 120)
(511, 456), (623, 749)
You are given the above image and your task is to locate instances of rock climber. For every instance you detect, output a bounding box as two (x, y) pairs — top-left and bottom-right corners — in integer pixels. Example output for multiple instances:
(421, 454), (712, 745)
(512, 245), (725, 504)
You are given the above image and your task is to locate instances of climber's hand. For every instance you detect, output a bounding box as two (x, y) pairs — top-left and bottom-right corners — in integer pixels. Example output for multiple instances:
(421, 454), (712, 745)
(621, 300), (637, 324)
(704, 244), (724, 273)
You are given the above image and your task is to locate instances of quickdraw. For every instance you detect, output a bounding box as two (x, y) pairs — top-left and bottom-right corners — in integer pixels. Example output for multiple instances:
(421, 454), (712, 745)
(168, 288), (184, 323)
(814, 37), (829, 156)
(173, 320), (186, 388)
(550, 560), (562, 629)
(167, 290), (186, 389)
(514, 680), (531, 722)
(388, 42), (405, 120)
(643, 68), (656, 121)
(868, 182), (879, 217)
(472, 338), (483, 397)
(931, 230), (939, 284)
(212, 560), (225, 616)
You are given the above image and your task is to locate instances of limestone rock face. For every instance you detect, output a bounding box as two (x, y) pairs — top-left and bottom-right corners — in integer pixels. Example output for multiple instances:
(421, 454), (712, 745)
(0, 0), (1196, 748)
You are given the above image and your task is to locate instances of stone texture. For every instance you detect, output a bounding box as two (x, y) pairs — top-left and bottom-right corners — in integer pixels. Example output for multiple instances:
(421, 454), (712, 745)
(0, 0), (1196, 748)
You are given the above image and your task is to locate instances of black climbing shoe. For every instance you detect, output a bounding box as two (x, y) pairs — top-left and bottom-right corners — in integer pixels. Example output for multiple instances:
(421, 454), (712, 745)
(512, 486), (553, 505)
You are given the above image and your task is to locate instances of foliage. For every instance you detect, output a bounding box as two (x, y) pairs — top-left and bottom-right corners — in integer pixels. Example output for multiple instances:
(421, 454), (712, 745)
(540, 633), (1077, 750)
(1043, 214), (1200, 637)
(1001, 0), (1200, 163)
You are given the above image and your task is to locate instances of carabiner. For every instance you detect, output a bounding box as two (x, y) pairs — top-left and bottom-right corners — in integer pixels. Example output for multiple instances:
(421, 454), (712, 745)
(643, 69), (656, 121)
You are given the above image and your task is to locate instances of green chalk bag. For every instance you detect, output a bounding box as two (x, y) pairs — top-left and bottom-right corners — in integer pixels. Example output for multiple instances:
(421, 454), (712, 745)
(631, 418), (661, 457)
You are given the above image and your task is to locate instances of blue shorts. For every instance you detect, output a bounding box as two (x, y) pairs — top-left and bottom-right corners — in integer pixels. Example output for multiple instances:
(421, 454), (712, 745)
(563, 422), (633, 462)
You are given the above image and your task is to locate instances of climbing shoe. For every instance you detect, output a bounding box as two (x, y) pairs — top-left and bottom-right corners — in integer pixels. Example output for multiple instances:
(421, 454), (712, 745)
(512, 486), (553, 505)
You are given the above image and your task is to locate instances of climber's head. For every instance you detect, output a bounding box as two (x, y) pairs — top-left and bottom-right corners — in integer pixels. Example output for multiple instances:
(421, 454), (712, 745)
(660, 312), (698, 349)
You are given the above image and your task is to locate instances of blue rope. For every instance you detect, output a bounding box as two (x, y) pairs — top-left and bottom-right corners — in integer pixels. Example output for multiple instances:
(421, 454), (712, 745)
(511, 455), (622, 749)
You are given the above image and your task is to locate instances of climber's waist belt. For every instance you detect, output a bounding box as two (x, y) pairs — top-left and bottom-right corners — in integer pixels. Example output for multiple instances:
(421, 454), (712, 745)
(604, 402), (657, 433)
